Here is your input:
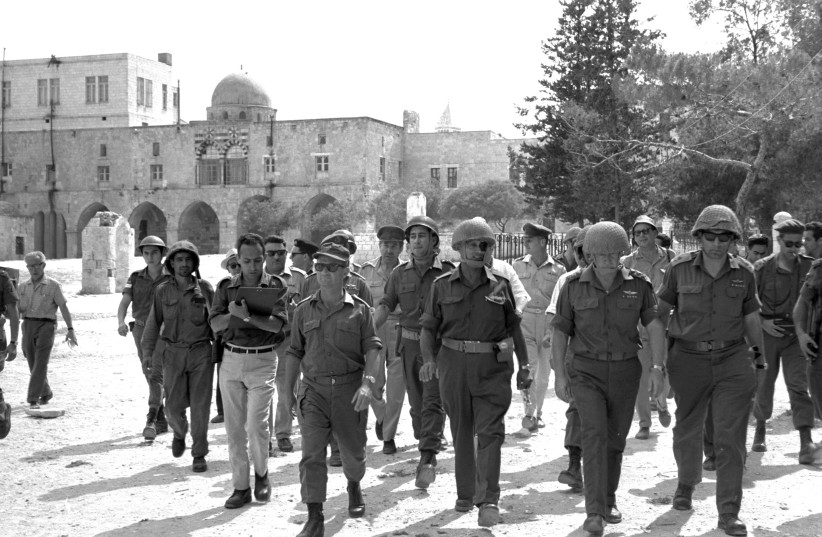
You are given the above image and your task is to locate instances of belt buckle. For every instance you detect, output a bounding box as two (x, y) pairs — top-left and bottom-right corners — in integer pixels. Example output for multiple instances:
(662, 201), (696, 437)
(706, 341), (714, 351)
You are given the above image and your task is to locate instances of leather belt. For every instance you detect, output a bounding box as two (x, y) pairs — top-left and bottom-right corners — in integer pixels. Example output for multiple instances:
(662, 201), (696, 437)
(676, 338), (745, 352)
(523, 306), (547, 313)
(304, 370), (363, 386)
(577, 351), (636, 362)
(441, 337), (496, 354)
(224, 343), (277, 354)
(401, 328), (421, 341)
(24, 317), (56, 323)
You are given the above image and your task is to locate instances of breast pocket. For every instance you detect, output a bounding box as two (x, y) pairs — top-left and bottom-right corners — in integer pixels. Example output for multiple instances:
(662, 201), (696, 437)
(438, 295), (464, 318)
(399, 282), (418, 312)
(572, 297), (598, 311)
(162, 298), (179, 320)
(334, 320), (361, 350)
(616, 297), (641, 310)
(718, 286), (745, 316)
(678, 284), (703, 313)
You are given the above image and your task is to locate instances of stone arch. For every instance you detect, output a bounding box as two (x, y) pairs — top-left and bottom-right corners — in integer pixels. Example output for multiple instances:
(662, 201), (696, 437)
(303, 193), (337, 244)
(239, 111), (247, 120)
(178, 201), (220, 255)
(129, 202), (168, 255)
(222, 111), (229, 120)
(76, 202), (109, 257)
(237, 195), (270, 236)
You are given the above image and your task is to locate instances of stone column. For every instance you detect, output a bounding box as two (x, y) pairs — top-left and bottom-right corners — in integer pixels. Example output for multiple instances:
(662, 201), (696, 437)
(81, 212), (134, 294)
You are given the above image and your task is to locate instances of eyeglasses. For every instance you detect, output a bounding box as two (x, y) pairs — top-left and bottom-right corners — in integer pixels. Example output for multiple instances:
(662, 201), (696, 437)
(634, 228), (654, 236)
(227, 263), (240, 270)
(265, 250), (287, 257)
(314, 262), (342, 272)
(702, 232), (733, 243)
(782, 239), (804, 248)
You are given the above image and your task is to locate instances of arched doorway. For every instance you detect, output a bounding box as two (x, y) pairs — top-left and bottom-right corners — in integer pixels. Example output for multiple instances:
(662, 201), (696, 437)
(76, 203), (109, 258)
(303, 193), (337, 244)
(178, 201), (220, 254)
(129, 202), (168, 255)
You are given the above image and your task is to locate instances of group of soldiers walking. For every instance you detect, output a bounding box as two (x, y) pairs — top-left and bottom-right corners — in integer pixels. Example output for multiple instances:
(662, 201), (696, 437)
(4, 202), (822, 537)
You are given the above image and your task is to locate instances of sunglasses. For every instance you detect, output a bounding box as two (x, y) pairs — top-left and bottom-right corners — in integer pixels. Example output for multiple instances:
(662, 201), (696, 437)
(290, 251), (306, 258)
(702, 232), (733, 243)
(227, 263), (240, 270)
(314, 262), (343, 272)
(265, 250), (287, 257)
(634, 228), (654, 236)
(782, 239), (803, 248)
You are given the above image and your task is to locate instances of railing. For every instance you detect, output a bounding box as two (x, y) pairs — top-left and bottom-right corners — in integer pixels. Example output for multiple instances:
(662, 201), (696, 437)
(494, 233), (566, 261)
(669, 223), (700, 255)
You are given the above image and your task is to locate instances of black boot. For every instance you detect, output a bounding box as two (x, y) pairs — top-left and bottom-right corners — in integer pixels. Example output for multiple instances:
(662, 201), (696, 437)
(143, 408), (158, 440)
(673, 482), (694, 510)
(347, 480), (365, 517)
(751, 420), (767, 452)
(156, 405), (168, 434)
(297, 503), (324, 537)
(558, 446), (583, 491)
(798, 426), (816, 465)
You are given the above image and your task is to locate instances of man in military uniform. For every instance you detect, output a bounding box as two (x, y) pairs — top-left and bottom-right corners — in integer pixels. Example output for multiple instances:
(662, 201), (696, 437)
(419, 217), (530, 527)
(359, 225), (405, 454)
(375, 215), (453, 489)
(554, 226), (582, 272)
(291, 238), (319, 274)
(552, 222), (665, 535)
(512, 222), (564, 437)
(620, 215), (674, 439)
(117, 236), (172, 440)
(745, 235), (769, 264)
(142, 241), (215, 473)
(658, 205), (764, 536)
(284, 243), (382, 537)
(750, 218), (816, 462)
(802, 222), (822, 260)
(0, 267), (20, 439)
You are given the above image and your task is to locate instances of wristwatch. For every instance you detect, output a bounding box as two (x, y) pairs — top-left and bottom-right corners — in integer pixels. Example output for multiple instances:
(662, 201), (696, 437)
(651, 364), (666, 373)
(363, 375), (376, 385)
(8, 340), (16, 345)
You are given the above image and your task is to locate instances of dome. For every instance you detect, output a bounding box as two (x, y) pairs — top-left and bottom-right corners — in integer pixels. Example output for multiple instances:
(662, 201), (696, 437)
(211, 73), (271, 107)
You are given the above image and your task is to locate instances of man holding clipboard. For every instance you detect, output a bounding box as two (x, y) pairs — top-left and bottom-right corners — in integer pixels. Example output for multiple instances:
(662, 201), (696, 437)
(209, 233), (288, 509)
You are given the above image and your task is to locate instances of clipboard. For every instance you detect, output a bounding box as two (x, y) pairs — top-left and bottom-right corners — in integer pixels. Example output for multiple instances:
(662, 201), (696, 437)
(235, 287), (287, 316)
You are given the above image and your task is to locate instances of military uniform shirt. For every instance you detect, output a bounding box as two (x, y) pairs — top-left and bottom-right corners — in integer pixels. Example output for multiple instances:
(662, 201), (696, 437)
(299, 270), (373, 307)
(552, 266), (657, 355)
(143, 277), (215, 354)
(512, 254), (565, 311)
(381, 258), (455, 330)
(358, 257), (400, 320)
(754, 253), (813, 318)
(123, 267), (173, 322)
(18, 276), (66, 320)
(621, 245), (674, 292)
(209, 272), (288, 347)
(799, 259), (822, 303)
(658, 251), (759, 341)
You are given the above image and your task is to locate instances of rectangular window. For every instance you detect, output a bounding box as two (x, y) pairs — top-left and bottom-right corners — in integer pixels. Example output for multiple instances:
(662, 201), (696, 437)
(37, 79), (48, 106)
(150, 164), (163, 181)
(99, 144), (107, 157)
(86, 77), (97, 103)
(379, 157), (386, 181)
(145, 79), (153, 108)
(97, 165), (110, 182)
(49, 79), (59, 104)
(447, 167), (458, 188)
(152, 142), (160, 156)
(46, 164), (56, 182)
(1, 162), (11, 178)
(98, 76), (108, 103)
(318, 134), (326, 145)
(162, 84), (168, 110)
(264, 156), (276, 173)
(315, 155), (329, 172)
(137, 77), (144, 106)
(15, 236), (24, 256)
(430, 167), (440, 181)
(2, 81), (10, 108)
(225, 160), (247, 185)
(173, 91), (179, 108)
(199, 161), (220, 185)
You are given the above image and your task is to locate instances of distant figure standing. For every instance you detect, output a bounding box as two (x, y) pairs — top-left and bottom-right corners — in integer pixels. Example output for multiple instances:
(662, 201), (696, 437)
(0, 267), (20, 439)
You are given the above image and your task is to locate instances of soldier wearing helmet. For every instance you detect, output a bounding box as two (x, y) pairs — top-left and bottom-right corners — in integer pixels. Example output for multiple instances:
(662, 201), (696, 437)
(141, 240), (216, 474)
(117, 235), (172, 440)
(551, 221), (665, 535)
(657, 205), (764, 536)
(418, 217), (530, 527)
(375, 214), (454, 489)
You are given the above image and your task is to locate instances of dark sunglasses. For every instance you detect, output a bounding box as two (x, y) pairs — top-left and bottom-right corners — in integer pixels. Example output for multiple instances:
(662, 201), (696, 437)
(314, 262), (342, 272)
(702, 232), (733, 243)
(290, 251), (306, 258)
(634, 228), (654, 236)
(782, 239), (803, 248)
(227, 263), (240, 270)
(265, 250), (287, 257)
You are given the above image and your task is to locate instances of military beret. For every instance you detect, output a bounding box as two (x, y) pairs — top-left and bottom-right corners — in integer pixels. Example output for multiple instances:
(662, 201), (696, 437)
(522, 222), (552, 238)
(313, 243), (350, 265)
(774, 218), (805, 235)
(377, 225), (405, 242)
(293, 238), (319, 256)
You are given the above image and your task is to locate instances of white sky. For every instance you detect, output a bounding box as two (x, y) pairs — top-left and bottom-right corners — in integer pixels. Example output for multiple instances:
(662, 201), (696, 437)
(2, 0), (724, 139)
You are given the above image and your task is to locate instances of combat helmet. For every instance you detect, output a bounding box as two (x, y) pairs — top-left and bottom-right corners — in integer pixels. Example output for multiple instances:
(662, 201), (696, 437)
(583, 222), (630, 255)
(405, 215), (440, 243)
(164, 240), (200, 274)
(451, 217), (496, 250)
(691, 205), (742, 238)
(138, 235), (168, 255)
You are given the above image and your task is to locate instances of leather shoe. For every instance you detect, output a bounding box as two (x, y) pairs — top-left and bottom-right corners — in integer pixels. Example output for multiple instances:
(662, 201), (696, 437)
(703, 456), (716, 471)
(382, 440), (397, 455)
(658, 409), (672, 428)
(477, 503), (500, 527)
(455, 498), (473, 512)
(0, 402), (11, 440)
(375, 420), (383, 441)
(328, 449), (342, 467)
(718, 513), (748, 536)
(582, 514), (604, 535)
(604, 505), (622, 524)
(278, 437), (294, 453)
(254, 472), (270, 501)
(347, 481), (365, 518)
(224, 488), (251, 509)
(635, 426), (650, 440)
(673, 482), (693, 510)
(171, 436), (186, 458)
(210, 414), (224, 424)
(192, 456), (207, 473)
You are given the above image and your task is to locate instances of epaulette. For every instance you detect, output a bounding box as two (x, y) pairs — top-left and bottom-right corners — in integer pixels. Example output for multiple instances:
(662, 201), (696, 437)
(799, 254), (815, 262)
(626, 268), (652, 284)
(198, 278), (215, 292)
(352, 262), (362, 271)
(813, 258), (822, 268)
(730, 255), (755, 273)
(295, 295), (313, 306)
(217, 275), (233, 288)
(669, 251), (698, 267)
(752, 255), (773, 271)
(304, 272), (317, 281)
(290, 266), (307, 277)
(352, 294), (370, 308)
(359, 260), (377, 270)
(565, 270), (582, 282)
(433, 272), (452, 283)
(350, 270), (366, 281)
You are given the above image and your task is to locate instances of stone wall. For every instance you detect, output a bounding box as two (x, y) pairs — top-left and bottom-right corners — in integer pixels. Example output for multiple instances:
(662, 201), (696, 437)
(81, 212), (133, 294)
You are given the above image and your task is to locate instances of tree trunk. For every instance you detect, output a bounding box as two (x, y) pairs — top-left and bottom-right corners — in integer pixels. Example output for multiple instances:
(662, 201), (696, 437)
(735, 132), (768, 233)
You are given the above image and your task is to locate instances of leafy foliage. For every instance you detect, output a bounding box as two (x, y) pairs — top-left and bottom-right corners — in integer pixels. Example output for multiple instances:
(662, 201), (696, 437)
(367, 183), (444, 228)
(238, 199), (299, 237)
(442, 181), (525, 231)
(309, 199), (366, 241)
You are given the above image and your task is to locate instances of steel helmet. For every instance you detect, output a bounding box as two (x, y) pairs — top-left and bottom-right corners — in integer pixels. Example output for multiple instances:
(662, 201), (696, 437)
(138, 235), (168, 255)
(164, 240), (200, 274)
(691, 205), (742, 238)
(451, 217), (496, 251)
(405, 215), (440, 248)
(583, 222), (631, 255)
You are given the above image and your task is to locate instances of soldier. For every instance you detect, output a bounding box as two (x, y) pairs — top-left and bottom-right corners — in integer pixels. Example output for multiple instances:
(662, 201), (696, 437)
(554, 226), (582, 272)
(209, 233), (288, 508)
(375, 215), (453, 489)
(142, 241), (215, 473)
(658, 205), (764, 537)
(284, 243), (382, 537)
(18, 251), (78, 408)
(117, 236), (172, 439)
(795, 248), (822, 435)
(0, 267), (20, 439)
(750, 218), (816, 462)
(419, 217), (530, 527)
(745, 235), (769, 263)
(290, 238), (319, 274)
(512, 222), (565, 437)
(802, 222), (822, 260)
(211, 248), (242, 425)
(358, 225), (406, 454)
(620, 215), (674, 439)
(552, 222), (665, 535)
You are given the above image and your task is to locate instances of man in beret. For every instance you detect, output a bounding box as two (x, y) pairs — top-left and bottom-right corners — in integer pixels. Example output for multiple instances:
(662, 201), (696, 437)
(512, 223), (565, 437)
(291, 239), (319, 275)
(751, 218), (817, 463)
(554, 227), (581, 272)
(359, 225), (406, 454)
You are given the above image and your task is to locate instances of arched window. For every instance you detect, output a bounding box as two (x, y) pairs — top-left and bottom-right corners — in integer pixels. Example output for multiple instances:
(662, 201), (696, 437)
(225, 145), (248, 185)
(222, 111), (229, 120)
(239, 111), (247, 120)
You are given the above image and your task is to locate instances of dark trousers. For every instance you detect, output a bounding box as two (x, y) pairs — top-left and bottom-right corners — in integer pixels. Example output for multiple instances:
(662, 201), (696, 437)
(401, 337), (445, 452)
(810, 356), (822, 420)
(438, 347), (512, 506)
(668, 342), (756, 516)
(22, 319), (55, 404)
(274, 339), (299, 439)
(569, 355), (641, 517)
(160, 342), (214, 458)
(564, 358), (582, 450)
(297, 376), (367, 504)
(754, 332), (814, 429)
(215, 364), (223, 416)
(131, 323), (164, 410)
(703, 404), (714, 459)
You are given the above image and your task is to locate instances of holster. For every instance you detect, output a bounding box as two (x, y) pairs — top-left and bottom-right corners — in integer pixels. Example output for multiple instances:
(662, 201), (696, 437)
(494, 337), (515, 364)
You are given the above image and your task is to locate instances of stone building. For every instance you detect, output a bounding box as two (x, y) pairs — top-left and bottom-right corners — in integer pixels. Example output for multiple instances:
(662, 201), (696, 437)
(0, 52), (533, 260)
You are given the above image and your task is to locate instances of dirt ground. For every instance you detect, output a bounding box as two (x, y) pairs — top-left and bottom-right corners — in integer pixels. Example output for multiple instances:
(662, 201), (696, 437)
(1, 256), (821, 537)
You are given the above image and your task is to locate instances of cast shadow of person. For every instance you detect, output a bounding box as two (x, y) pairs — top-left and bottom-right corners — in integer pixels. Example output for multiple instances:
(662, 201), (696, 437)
(92, 505), (246, 537)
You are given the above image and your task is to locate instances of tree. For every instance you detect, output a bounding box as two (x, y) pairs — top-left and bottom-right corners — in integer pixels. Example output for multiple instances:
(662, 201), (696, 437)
(238, 199), (299, 236)
(367, 183), (444, 228)
(441, 181), (525, 232)
(308, 199), (366, 241)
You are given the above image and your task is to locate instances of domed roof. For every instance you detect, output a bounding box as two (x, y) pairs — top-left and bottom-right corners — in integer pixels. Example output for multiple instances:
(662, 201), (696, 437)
(211, 73), (271, 107)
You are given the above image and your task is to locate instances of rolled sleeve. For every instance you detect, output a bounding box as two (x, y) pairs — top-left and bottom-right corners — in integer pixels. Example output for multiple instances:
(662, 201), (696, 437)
(657, 266), (678, 305)
(360, 305), (383, 353)
(550, 283), (574, 335)
(419, 281), (442, 332)
(639, 282), (659, 327)
(286, 306), (306, 361)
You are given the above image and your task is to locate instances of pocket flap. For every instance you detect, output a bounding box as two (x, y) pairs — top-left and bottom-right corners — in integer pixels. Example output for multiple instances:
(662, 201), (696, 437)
(574, 297), (598, 310)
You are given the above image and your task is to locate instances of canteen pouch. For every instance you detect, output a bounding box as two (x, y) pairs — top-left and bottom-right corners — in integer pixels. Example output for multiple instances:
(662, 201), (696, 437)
(494, 337), (514, 364)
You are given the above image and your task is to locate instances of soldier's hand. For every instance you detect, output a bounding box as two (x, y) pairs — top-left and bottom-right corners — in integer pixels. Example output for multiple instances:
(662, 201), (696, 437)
(798, 332), (818, 361)
(351, 384), (372, 412)
(419, 360), (438, 382)
(554, 375), (571, 404)
(649, 368), (666, 399)
(761, 319), (784, 338)
(541, 332), (552, 348)
(65, 330), (78, 349)
(5, 342), (16, 362)
(118, 323), (129, 337)
(228, 298), (251, 321)
(141, 356), (152, 376)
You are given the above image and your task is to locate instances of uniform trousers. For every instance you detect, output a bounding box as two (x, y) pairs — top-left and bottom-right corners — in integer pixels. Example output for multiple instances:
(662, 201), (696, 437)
(635, 326), (670, 427)
(438, 347), (512, 506)
(22, 319), (55, 404)
(668, 342), (756, 516)
(520, 309), (551, 418)
(220, 348), (276, 489)
(158, 341), (214, 458)
(569, 355), (640, 517)
(401, 337), (445, 451)
(370, 320), (404, 441)
(131, 322), (164, 410)
(754, 332), (814, 429)
(297, 374), (367, 503)
(563, 354), (582, 450)
(810, 356), (822, 419)
(273, 338), (297, 440)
